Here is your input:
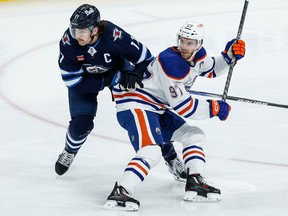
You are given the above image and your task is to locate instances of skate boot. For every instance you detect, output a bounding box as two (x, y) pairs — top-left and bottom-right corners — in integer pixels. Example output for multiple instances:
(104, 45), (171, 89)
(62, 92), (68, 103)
(55, 149), (76, 175)
(103, 182), (140, 211)
(183, 173), (221, 202)
(165, 156), (187, 182)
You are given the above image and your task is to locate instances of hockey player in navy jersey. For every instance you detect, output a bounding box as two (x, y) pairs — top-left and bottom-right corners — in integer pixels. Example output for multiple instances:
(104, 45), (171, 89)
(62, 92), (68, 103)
(55, 4), (187, 181)
(103, 21), (246, 210)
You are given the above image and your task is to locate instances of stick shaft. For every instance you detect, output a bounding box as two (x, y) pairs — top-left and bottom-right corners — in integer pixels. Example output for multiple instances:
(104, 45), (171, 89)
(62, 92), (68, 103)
(190, 90), (288, 109)
(222, 0), (249, 101)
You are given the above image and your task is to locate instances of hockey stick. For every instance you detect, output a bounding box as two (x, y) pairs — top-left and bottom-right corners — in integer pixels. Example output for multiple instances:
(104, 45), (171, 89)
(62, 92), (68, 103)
(222, 0), (249, 101)
(189, 90), (288, 109)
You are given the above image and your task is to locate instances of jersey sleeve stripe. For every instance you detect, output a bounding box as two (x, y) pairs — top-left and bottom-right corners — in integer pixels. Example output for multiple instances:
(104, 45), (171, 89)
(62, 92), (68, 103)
(173, 97), (199, 118)
(199, 57), (216, 77)
(173, 97), (191, 111)
(183, 99), (199, 118)
(60, 68), (84, 76)
(177, 99), (194, 115)
(136, 45), (152, 64)
(63, 76), (83, 88)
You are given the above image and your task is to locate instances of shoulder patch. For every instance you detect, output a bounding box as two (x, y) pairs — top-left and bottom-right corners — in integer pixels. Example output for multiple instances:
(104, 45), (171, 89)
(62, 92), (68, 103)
(61, 32), (71, 46)
(158, 48), (190, 80)
(113, 27), (122, 41)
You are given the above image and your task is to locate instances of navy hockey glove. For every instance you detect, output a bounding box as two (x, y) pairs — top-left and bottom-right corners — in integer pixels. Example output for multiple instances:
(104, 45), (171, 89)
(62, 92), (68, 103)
(103, 70), (122, 87)
(120, 70), (144, 90)
(221, 38), (246, 65)
(208, 100), (231, 121)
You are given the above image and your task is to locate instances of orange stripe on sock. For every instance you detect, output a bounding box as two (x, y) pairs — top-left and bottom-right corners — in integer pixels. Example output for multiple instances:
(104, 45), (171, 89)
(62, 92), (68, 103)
(183, 150), (205, 159)
(128, 162), (148, 175)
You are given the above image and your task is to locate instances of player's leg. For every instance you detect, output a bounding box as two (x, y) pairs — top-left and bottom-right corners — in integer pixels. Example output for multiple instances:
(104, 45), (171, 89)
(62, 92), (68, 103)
(55, 91), (98, 175)
(160, 110), (187, 182)
(172, 123), (221, 201)
(103, 109), (163, 211)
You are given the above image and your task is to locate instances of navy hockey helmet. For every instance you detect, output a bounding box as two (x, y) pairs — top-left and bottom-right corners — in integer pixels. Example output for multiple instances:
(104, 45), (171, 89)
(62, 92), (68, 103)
(70, 4), (100, 29)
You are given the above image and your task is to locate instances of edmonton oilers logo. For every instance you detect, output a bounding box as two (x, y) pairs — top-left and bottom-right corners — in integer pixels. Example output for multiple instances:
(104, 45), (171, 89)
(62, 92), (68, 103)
(156, 127), (161, 134)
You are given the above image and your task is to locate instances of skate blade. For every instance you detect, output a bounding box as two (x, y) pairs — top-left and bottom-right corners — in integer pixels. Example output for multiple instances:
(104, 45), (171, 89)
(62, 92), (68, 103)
(103, 200), (139, 211)
(174, 175), (186, 183)
(183, 191), (221, 202)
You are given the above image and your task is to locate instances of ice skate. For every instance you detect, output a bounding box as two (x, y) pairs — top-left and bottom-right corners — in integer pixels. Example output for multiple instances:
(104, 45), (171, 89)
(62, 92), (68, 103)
(165, 156), (187, 182)
(183, 173), (221, 202)
(55, 149), (76, 175)
(103, 182), (140, 211)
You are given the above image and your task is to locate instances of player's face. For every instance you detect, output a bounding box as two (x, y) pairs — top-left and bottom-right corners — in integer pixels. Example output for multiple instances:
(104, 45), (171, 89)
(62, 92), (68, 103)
(178, 37), (198, 60)
(74, 28), (93, 46)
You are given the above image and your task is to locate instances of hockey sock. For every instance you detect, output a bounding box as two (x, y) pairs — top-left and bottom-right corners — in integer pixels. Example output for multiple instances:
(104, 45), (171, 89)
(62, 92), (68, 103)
(119, 145), (162, 194)
(182, 145), (206, 174)
(65, 115), (94, 154)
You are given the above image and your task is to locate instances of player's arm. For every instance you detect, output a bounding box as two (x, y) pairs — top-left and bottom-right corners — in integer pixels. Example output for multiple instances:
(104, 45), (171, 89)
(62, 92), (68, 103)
(158, 56), (231, 121)
(195, 47), (228, 78)
(109, 23), (154, 89)
(58, 51), (106, 93)
(197, 39), (245, 78)
(120, 41), (153, 89)
(166, 82), (230, 121)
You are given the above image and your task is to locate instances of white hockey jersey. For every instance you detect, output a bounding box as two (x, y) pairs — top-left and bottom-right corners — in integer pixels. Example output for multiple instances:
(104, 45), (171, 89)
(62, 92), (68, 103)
(112, 46), (229, 120)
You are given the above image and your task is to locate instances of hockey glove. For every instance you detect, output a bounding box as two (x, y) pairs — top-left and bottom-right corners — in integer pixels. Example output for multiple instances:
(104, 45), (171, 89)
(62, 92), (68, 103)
(120, 71), (144, 90)
(221, 38), (246, 65)
(208, 100), (231, 121)
(103, 70), (122, 87)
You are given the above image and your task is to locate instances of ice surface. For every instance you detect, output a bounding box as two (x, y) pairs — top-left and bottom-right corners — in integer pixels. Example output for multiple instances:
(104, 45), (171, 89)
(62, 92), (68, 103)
(0, 0), (288, 215)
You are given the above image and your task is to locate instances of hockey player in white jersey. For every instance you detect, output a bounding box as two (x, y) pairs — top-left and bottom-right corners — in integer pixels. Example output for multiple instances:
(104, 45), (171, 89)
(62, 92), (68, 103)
(104, 21), (246, 211)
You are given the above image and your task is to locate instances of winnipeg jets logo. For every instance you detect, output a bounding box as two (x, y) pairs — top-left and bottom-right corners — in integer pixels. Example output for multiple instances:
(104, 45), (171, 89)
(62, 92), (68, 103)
(88, 46), (97, 57)
(113, 28), (122, 41)
(84, 64), (109, 74)
(61, 33), (71, 45)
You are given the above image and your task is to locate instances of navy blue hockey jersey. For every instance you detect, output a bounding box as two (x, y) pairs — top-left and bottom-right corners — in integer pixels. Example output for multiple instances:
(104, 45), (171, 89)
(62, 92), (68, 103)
(58, 20), (153, 92)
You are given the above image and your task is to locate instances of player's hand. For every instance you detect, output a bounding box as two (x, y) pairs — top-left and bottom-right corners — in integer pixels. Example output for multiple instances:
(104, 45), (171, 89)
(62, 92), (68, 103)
(120, 71), (144, 90)
(221, 38), (246, 65)
(208, 100), (231, 121)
